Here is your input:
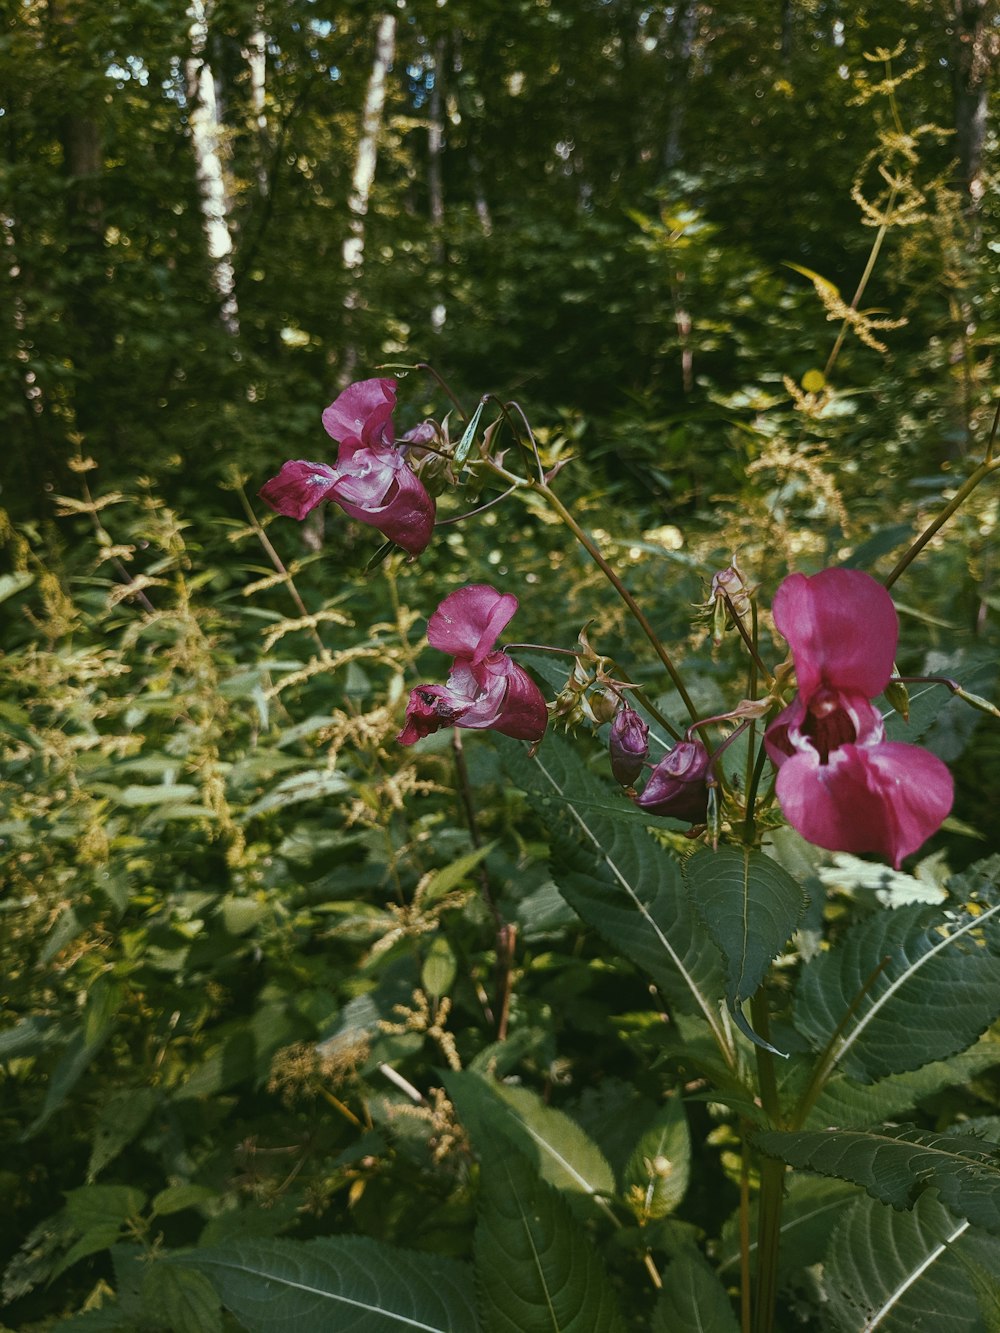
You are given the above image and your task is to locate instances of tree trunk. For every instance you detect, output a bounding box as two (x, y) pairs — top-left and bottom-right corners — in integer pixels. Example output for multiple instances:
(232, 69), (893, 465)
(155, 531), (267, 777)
(340, 11), (397, 381)
(428, 35), (446, 333)
(186, 0), (240, 336)
(949, 0), (998, 210)
(244, 4), (268, 197)
(664, 0), (700, 171)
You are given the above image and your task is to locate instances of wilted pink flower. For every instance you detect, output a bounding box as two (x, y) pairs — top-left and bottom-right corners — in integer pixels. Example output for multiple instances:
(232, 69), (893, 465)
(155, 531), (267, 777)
(764, 568), (953, 868)
(259, 378), (435, 556)
(609, 706), (649, 786)
(634, 740), (710, 822)
(397, 585), (548, 746)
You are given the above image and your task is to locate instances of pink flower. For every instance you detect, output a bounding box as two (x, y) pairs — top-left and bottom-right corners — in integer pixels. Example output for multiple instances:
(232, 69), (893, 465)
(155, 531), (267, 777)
(609, 706), (649, 786)
(397, 585), (548, 746)
(259, 378), (435, 556)
(764, 568), (953, 868)
(634, 741), (710, 822)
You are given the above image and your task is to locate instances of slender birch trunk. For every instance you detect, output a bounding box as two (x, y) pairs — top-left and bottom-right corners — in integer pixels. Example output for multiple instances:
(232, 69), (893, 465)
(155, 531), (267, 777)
(244, 5), (268, 197)
(428, 35), (446, 333)
(186, 0), (240, 336)
(339, 11), (397, 382)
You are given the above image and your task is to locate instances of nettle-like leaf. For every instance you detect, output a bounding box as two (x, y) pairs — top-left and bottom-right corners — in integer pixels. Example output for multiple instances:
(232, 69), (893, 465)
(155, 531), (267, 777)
(755, 1124), (1000, 1233)
(445, 1070), (616, 1219)
(501, 737), (729, 1049)
(822, 1190), (1000, 1332)
(475, 1147), (627, 1333)
(651, 1249), (740, 1332)
(180, 1236), (479, 1332)
(685, 845), (804, 1053)
(793, 900), (1000, 1082)
(622, 1095), (691, 1222)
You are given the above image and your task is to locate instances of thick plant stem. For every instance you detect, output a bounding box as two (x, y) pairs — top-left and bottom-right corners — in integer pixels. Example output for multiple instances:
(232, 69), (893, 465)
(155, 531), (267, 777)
(751, 991), (784, 1333)
(536, 483), (701, 724)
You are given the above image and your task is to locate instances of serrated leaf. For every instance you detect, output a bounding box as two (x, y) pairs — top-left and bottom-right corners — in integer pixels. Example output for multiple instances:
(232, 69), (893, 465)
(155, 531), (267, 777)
(623, 1096), (690, 1222)
(501, 737), (729, 1053)
(152, 1184), (216, 1216)
(65, 1185), (147, 1233)
(142, 1263), (222, 1333)
(475, 1147), (627, 1333)
(445, 1070), (616, 1218)
(793, 901), (1000, 1082)
(823, 1190), (1000, 1331)
(685, 846), (803, 1052)
(755, 1124), (1000, 1233)
(182, 1236), (479, 1331)
(652, 1249), (739, 1331)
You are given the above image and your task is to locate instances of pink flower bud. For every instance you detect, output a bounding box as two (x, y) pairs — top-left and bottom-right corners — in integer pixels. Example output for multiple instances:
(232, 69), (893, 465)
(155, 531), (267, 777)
(609, 707), (649, 786)
(634, 741), (710, 823)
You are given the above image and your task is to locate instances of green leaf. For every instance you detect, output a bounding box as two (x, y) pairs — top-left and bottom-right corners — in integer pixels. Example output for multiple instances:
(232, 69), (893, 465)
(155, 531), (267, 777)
(475, 1147), (627, 1333)
(420, 842), (496, 905)
(65, 1185), (147, 1233)
(88, 1088), (158, 1180)
(445, 1070), (616, 1216)
(652, 1249), (739, 1332)
(454, 397), (486, 465)
(116, 783), (200, 806)
(823, 1190), (1000, 1331)
(685, 846), (803, 1052)
(623, 1096), (691, 1222)
(502, 737), (728, 1048)
(421, 936), (457, 997)
(244, 768), (350, 819)
(716, 1174), (859, 1278)
(793, 901), (1000, 1082)
(141, 1262), (222, 1333)
(182, 1236), (479, 1331)
(151, 1184), (216, 1217)
(755, 1124), (1000, 1233)
(0, 571), (34, 603)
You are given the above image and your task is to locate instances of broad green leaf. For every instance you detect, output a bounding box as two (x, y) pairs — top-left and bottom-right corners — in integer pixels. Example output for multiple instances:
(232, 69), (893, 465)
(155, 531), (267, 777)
(793, 901), (1000, 1082)
(475, 1147), (627, 1333)
(141, 1262), (222, 1333)
(823, 1191), (1000, 1332)
(152, 1184), (217, 1217)
(755, 1124), (1000, 1233)
(716, 1174), (858, 1278)
(65, 1185), (147, 1233)
(685, 846), (803, 1052)
(652, 1249), (739, 1332)
(421, 936), (457, 997)
(501, 737), (728, 1050)
(22, 997), (118, 1140)
(623, 1096), (690, 1222)
(184, 1238), (478, 1331)
(445, 1070), (616, 1217)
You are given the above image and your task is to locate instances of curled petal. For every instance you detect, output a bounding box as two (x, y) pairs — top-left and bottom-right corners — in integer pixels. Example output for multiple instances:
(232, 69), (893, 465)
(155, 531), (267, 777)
(427, 585), (519, 663)
(635, 741), (710, 822)
(396, 684), (464, 746)
(489, 657), (549, 741)
(609, 707), (649, 786)
(396, 655), (546, 745)
(774, 740), (953, 869)
(258, 460), (341, 520)
(322, 378), (396, 448)
(336, 463), (436, 556)
(773, 569), (898, 700)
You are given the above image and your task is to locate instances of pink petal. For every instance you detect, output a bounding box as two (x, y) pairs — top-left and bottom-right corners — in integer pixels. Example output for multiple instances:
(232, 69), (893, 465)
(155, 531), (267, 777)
(426, 585), (519, 663)
(489, 658), (548, 741)
(397, 684), (463, 746)
(775, 741), (953, 869)
(635, 741), (710, 822)
(322, 378), (396, 447)
(258, 460), (341, 520)
(609, 706), (650, 786)
(337, 463), (436, 556)
(773, 569), (898, 700)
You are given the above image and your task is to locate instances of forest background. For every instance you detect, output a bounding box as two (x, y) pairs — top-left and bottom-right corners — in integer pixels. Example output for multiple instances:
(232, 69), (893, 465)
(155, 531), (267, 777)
(1, 0), (1000, 1330)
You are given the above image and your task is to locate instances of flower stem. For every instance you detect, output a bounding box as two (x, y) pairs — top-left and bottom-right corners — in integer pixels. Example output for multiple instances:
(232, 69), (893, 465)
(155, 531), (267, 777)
(883, 451), (1000, 590)
(750, 991), (784, 1333)
(534, 483), (701, 724)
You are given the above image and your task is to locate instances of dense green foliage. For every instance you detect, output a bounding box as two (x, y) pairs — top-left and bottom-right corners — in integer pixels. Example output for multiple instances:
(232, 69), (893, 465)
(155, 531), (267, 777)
(2, 1), (1000, 1330)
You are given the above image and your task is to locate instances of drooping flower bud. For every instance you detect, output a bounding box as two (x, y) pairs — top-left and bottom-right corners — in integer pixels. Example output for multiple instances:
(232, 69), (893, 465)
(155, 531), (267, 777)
(609, 706), (649, 786)
(634, 740), (710, 823)
(709, 560), (752, 648)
